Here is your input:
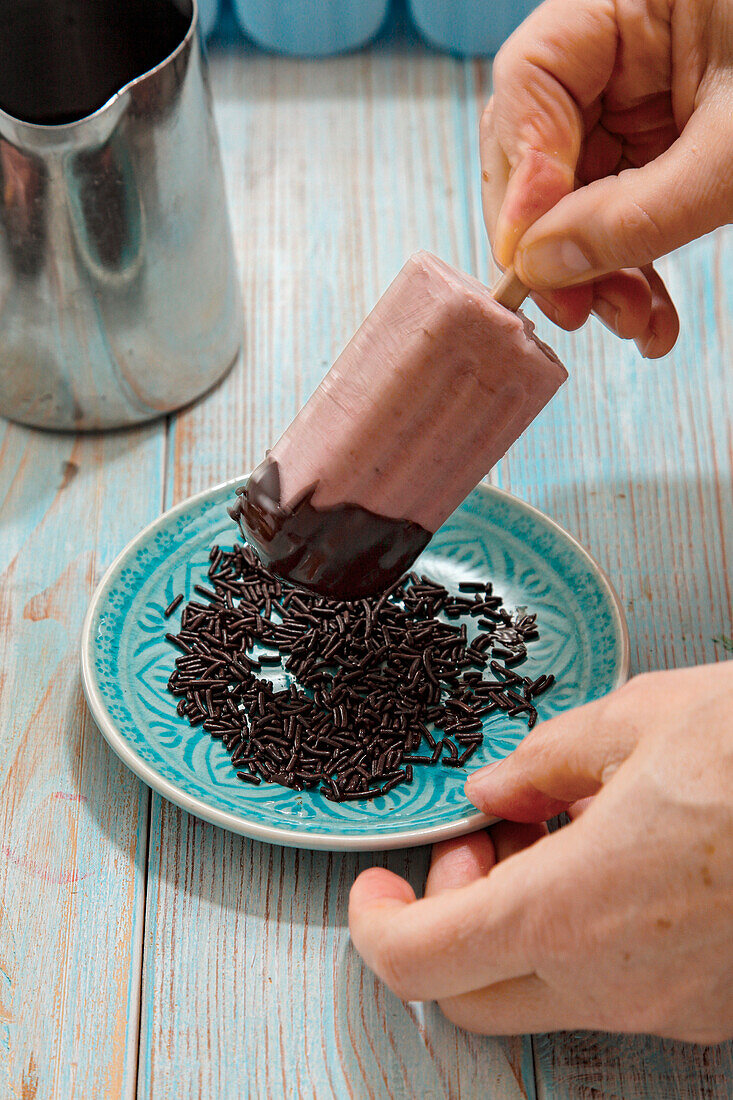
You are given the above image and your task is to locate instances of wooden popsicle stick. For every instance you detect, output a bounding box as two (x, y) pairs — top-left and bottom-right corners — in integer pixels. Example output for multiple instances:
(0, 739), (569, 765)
(491, 267), (529, 311)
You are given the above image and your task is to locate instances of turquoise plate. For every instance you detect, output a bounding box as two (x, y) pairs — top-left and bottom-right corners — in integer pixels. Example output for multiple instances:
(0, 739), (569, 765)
(81, 479), (629, 851)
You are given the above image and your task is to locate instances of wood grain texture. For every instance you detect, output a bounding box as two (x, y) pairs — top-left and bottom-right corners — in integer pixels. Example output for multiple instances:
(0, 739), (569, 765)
(0, 421), (165, 1097)
(1, 22), (731, 1100)
(138, 36), (532, 1100)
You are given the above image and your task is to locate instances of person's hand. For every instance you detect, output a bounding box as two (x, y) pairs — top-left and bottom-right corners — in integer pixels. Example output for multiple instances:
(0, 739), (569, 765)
(349, 662), (733, 1041)
(481, 0), (733, 356)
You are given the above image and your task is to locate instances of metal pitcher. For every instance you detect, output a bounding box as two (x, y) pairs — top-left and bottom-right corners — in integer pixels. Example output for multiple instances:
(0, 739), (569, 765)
(0, 0), (242, 430)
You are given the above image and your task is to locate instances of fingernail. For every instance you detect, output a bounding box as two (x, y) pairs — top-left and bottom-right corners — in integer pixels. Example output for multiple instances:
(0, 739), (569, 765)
(517, 238), (592, 287)
(493, 212), (523, 270)
(465, 759), (502, 791)
(593, 297), (621, 336)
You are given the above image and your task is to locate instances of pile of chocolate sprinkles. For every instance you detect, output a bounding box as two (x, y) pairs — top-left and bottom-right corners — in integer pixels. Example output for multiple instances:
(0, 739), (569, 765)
(164, 543), (554, 802)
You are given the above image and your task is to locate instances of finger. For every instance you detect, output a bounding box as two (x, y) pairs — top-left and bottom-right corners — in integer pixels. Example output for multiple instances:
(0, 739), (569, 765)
(480, 106), (575, 266)
(348, 865), (417, 912)
(600, 91), (675, 137)
(425, 831), (496, 897)
(480, 99), (510, 245)
(634, 264), (680, 358)
(425, 822), (547, 902)
(439, 974), (577, 1035)
(480, 98), (588, 333)
(425, 824), (546, 905)
(349, 838), (561, 1000)
(530, 284), (594, 331)
(576, 122), (623, 185)
(490, 819), (548, 862)
(592, 268), (652, 340)
(513, 98), (733, 287)
(541, 266), (676, 348)
(490, 144), (576, 270)
(465, 687), (641, 821)
(482, 0), (619, 264)
(620, 122), (682, 168)
(567, 797), (594, 819)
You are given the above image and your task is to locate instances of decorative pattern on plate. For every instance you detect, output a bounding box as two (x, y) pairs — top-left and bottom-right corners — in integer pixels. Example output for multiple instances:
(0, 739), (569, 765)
(81, 479), (629, 850)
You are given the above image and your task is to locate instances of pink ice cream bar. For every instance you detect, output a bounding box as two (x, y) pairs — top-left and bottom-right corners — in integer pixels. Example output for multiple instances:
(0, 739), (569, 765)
(230, 251), (567, 598)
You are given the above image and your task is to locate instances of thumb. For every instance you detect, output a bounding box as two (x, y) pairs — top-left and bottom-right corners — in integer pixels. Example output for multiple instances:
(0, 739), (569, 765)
(514, 97), (733, 289)
(465, 689), (640, 822)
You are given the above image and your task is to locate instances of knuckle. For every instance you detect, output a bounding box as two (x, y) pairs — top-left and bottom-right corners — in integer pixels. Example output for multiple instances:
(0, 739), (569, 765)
(610, 669), (655, 706)
(612, 669), (663, 712)
(627, 669), (660, 690)
(609, 176), (668, 262)
(492, 45), (513, 89)
(479, 98), (495, 137)
(492, 42), (533, 108)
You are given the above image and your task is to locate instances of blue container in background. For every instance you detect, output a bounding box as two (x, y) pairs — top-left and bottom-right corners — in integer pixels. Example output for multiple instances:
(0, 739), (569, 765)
(231, 0), (390, 56)
(196, 0), (539, 56)
(408, 0), (540, 55)
(197, 0), (220, 37)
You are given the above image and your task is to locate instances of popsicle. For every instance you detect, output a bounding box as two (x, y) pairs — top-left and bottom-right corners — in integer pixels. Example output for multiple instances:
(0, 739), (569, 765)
(229, 251), (567, 598)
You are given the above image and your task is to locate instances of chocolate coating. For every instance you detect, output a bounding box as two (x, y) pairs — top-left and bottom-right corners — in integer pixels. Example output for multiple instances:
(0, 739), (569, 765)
(229, 459), (431, 600)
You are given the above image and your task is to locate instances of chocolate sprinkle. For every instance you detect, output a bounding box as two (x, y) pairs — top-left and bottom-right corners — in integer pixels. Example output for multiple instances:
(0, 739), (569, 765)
(164, 593), (184, 618)
(164, 542), (556, 802)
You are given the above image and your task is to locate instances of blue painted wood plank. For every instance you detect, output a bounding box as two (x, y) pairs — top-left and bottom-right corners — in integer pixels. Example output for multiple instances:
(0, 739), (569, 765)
(0, 421), (166, 1097)
(141, 801), (533, 1099)
(533, 1032), (733, 1100)
(1, 36), (728, 1097)
(0, 30), (727, 1100)
(491, 230), (733, 675)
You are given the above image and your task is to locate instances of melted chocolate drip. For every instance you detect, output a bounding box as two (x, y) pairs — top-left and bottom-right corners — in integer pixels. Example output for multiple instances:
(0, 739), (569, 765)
(228, 459), (432, 600)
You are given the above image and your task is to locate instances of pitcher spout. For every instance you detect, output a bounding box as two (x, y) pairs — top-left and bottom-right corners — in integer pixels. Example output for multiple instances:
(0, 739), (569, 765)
(0, 0), (242, 431)
(0, 0), (195, 147)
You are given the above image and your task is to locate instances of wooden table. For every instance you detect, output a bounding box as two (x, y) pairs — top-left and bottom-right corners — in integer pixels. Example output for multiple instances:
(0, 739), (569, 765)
(1, 27), (731, 1099)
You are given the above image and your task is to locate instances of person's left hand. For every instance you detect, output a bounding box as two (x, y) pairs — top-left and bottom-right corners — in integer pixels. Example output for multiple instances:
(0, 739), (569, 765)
(349, 662), (733, 1041)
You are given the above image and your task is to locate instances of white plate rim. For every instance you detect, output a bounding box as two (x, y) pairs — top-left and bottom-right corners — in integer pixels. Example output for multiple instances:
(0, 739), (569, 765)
(80, 476), (630, 851)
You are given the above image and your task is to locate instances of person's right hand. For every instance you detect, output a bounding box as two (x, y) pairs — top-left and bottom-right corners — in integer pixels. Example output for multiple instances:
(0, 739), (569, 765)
(481, 0), (733, 356)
